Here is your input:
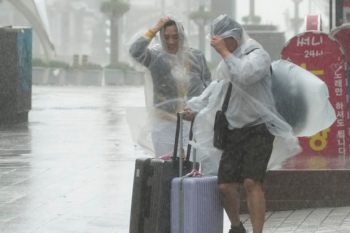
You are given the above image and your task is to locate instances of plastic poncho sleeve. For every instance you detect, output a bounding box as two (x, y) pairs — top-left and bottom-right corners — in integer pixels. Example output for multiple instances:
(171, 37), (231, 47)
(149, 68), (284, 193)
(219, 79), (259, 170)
(129, 35), (153, 68)
(224, 49), (271, 85)
(187, 81), (218, 112)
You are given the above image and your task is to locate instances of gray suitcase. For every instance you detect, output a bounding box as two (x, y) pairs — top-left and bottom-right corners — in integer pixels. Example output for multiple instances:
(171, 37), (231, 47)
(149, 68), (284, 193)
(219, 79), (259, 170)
(171, 136), (224, 233)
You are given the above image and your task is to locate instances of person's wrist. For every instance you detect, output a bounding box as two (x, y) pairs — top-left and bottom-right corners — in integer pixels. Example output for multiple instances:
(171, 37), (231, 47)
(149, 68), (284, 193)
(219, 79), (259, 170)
(219, 49), (231, 58)
(145, 29), (156, 38)
(149, 27), (159, 35)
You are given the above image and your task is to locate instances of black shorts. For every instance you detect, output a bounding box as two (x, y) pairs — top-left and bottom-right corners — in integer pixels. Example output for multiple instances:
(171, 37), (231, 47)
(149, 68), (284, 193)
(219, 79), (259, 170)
(218, 123), (275, 184)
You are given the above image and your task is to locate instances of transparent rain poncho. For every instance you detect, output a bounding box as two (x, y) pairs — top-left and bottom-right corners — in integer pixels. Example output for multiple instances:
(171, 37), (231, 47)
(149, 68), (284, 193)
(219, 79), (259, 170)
(271, 59), (336, 137)
(126, 17), (211, 158)
(187, 15), (335, 175)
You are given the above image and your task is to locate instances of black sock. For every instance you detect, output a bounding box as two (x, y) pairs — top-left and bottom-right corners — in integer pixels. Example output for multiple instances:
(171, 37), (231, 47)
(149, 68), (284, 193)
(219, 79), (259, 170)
(231, 222), (243, 229)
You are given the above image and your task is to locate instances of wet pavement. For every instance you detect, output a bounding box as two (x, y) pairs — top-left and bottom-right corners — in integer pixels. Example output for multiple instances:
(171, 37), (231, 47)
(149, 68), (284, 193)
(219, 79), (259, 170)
(0, 86), (349, 233)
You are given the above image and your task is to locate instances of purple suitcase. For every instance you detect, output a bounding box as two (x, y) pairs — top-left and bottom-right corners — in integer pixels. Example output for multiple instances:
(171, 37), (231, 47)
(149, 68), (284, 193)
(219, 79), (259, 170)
(171, 176), (223, 233)
(171, 130), (224, 233)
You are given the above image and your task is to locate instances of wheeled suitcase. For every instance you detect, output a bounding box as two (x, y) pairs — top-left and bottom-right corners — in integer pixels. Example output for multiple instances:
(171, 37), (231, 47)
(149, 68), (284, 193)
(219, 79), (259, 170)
(171, 138), (224, 233)
(129, 112), (199, 233)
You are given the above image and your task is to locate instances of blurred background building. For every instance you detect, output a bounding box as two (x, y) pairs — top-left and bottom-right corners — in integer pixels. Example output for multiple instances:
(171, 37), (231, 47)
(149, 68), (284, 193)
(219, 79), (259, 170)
(0, 0), (340, 67)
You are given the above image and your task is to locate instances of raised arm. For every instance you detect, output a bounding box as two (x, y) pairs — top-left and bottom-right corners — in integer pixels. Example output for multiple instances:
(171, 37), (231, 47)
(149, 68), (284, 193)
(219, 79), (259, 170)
(129, 17), (172, 67)
(210, 36), (270, 85)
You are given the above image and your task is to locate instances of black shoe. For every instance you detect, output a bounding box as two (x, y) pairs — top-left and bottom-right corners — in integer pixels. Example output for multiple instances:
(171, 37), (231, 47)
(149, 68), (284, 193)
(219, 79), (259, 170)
(229, 222), (246, 233)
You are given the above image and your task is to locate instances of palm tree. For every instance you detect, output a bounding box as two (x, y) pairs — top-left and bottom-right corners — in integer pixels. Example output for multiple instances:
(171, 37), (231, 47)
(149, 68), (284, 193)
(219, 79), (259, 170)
(100, 0), (130, 65)
(189, 5), (212, 54)
(242, 0), (261, 25)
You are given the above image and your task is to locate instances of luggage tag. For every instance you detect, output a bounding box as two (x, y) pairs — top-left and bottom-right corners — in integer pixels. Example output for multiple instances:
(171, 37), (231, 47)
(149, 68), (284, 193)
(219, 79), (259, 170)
(184, 169), (202, 177)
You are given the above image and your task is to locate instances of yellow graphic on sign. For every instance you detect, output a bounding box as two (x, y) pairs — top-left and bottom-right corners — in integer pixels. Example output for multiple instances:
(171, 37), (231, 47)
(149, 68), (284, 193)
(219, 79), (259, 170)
(309, 128), (331, 151)
(301, 63), (324, 75)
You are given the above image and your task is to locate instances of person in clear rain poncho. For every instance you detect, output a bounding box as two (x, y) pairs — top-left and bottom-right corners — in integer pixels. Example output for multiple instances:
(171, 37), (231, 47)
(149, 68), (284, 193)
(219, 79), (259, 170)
(184, 15), (302, 233)
(128, 17), (211, 158)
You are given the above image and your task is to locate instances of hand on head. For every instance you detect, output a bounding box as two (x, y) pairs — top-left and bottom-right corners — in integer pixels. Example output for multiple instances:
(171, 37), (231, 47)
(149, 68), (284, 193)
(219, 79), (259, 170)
(210, 36), (227, 53)
(211, 36), (237, 58)
(151, 17), (172, 34)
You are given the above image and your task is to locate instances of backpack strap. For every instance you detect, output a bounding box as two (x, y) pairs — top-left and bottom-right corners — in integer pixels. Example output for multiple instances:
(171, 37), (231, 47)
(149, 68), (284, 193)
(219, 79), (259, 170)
(270, 65), (273, 76)
(245, 48), (273, 76)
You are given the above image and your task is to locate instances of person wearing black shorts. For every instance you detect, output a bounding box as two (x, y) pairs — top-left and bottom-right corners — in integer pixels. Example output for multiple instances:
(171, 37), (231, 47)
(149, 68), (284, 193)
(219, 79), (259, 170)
(217, 124), (274, 233)
(184, 15), (276, 233)
(218, 124), (275, 185)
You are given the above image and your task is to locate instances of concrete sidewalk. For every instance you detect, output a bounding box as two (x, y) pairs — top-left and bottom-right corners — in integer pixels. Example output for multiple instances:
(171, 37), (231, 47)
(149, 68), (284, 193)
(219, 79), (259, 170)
(0, 86), (349, 233)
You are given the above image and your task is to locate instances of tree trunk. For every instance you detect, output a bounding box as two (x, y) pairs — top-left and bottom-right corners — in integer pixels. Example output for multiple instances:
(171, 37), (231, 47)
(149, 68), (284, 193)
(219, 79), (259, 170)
(199, 24), (205, 54)
(198, 5), (206, 56)
(75, 9), (84, 56)
(211, 0), (233, 18)
(61, 10), (71, 57)
(210, 0), (234, 63)
(110, 16), (119, 65)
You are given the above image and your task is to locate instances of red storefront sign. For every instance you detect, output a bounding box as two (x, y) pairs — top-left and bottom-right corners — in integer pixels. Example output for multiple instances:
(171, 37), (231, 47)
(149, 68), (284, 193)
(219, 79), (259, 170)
(331, 25), (350, 146)
(344, 0), (350, 24)
(281, 31), (349, 157)
(331, 24), (350, 65)
(304, 15), (322, 31)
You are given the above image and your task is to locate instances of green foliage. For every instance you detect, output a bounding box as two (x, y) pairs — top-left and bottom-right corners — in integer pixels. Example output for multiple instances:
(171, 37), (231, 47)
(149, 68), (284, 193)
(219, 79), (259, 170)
(189, 10), (212, 22)
(73, 62), (103, 70)
(32, 58), (70, 69)
(242, 15), (261, 25)
(100, 0), (130, 17)
(47, 60), (70, 69)
(242, 16), (249, 25)
(33, 58), (105, 70)
(105, 62), (133, 71)
(32, 58), (47, 67)
(251, 15), (261, 24)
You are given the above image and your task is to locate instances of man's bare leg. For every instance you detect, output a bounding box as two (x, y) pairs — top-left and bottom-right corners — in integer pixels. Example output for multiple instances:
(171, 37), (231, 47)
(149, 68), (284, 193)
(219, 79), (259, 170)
(244, 179), (265, 233)
(219, 183), (241, 227)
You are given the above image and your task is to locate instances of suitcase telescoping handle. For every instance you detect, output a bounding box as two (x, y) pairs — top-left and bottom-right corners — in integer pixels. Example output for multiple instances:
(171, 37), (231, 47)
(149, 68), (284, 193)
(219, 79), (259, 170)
(187, 117), (196, 169)
(173, 111), (196, 177)
(173, 111), (186, 177)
